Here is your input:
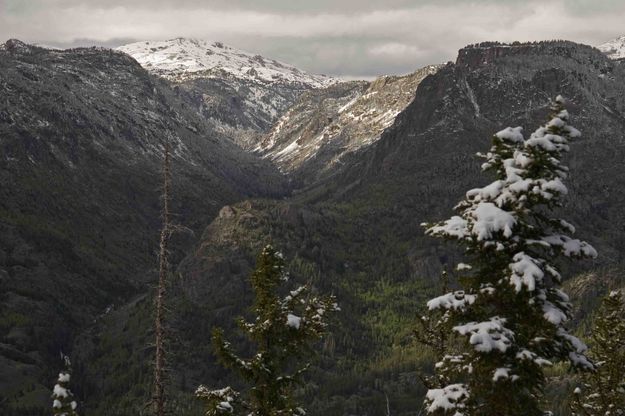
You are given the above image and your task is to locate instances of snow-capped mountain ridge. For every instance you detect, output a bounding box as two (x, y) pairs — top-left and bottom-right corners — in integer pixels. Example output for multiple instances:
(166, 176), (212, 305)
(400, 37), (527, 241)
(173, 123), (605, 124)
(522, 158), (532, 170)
(597, 35), (625, 60)
(116, 38), (339, 148)
(117, 38), (337, 87)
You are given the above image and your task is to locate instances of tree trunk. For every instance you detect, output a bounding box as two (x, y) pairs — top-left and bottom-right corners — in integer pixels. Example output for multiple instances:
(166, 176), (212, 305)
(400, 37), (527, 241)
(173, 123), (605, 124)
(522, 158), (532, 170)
(154, 140), (171, 416)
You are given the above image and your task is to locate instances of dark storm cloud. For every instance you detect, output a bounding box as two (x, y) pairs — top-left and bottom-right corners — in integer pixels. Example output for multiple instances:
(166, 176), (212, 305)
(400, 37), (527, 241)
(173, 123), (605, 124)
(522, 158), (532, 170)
(1, 0), (624, 78)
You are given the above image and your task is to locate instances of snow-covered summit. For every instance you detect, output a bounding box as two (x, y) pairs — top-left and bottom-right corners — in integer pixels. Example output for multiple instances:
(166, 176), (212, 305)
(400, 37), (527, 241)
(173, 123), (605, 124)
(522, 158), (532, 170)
(597, 35), (625, 60)
(117, 38), (337, 87)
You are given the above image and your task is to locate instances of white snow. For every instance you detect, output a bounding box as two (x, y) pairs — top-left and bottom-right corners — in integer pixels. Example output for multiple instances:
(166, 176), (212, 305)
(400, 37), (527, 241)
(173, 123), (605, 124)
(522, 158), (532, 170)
(426, 384), (468, 414)
(557, 328), (593, 369)
(470, 202), (516, 240)
(454, 317), (513, 353)
(337, 95), (361, 113)
(464, 78), (481, 118)
(274, 140), (300, 158)
(516, 348), (553, 368)
(456, 263), (472, 271)
(492, 367), (511, 381)
(53, 384), (69, 398)
(286, 313), (302, 329)
(58, 372), (70, 382)
(542, 235), (598, 258)
(495, 126), (524, 143)
(597, 35), (625, 60)
(466, 180), (503, 202)
(427, 216), (468, 239)
(542, 300), (568, 325)
(195, 385), (238, 410)
(509, 252), (543, 292)
(117, 38), (337, 87)
(218, 401), (233, 412)
(428, 291), (477, 311)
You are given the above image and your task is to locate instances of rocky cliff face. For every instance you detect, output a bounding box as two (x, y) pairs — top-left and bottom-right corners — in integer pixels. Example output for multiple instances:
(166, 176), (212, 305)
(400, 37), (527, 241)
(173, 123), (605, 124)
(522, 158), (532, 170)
(0, 39), (286, 412)
(118, 38), (338, 148)
(257, 65), (441, 185)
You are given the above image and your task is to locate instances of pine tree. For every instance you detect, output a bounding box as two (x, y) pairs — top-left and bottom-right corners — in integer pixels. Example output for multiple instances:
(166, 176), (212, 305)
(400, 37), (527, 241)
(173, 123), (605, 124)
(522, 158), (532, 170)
(52, 354), (78, 416)
(197, 245), (338, 416)
(422, 96), (597, 416)
(571, 290), (625, 416)
(415, 271), (455, 391)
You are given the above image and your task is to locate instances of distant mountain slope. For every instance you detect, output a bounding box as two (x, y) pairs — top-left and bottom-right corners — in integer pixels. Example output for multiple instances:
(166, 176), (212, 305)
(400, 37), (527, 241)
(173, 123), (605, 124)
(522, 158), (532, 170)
(117, 38), (338, 147)
(0, 39), (285, 413)
(597, 34), (625, 60)
(257, 65), (440, 185)
(116, 40), (624, 416)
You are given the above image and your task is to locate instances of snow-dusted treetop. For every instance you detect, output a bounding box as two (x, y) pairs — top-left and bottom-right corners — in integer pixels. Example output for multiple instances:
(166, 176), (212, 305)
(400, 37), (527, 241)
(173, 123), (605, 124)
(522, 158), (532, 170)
(597, 35), (625, 60)
(117, 38), (337, 87)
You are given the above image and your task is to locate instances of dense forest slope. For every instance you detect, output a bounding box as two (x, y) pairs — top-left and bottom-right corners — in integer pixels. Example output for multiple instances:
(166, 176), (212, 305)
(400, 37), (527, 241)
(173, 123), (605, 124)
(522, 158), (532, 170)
(0, 39), (286, 414)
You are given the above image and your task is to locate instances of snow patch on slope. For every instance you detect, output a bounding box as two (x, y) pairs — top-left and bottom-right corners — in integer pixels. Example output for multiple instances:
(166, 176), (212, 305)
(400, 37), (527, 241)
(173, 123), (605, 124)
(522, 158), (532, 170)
(597, 35), (625, 60)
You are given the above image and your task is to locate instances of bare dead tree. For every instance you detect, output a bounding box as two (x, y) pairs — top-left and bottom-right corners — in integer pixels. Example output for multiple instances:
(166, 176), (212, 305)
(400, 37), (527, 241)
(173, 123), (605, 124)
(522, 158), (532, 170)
(154, 139), (172, 416)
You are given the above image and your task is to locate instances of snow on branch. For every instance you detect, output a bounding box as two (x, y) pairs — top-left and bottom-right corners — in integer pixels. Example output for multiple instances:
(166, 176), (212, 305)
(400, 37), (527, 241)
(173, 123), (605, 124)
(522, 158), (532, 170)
(453, 317), (514, 353)
(425, 384), (469, 415)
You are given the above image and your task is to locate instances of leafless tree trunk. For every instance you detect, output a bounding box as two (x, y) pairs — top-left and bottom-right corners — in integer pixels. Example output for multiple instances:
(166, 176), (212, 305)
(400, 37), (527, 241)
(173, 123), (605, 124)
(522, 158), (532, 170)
(154, 140), (171, 416)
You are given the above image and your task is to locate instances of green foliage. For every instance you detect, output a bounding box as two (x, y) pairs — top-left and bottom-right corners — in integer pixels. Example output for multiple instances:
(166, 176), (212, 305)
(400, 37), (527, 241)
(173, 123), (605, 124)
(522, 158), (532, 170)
(414, 271), (457, 392)
(571, 290), (625, 416)
(197, 245), (338, 416)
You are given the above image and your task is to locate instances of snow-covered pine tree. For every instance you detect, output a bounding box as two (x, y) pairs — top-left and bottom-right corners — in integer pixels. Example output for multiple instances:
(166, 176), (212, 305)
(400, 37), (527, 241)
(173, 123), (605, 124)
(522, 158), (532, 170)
(196, 245), (338, 416)
(571, 290), (625, 416)
(52, 354), (78, 416)
(422, 96), (597, 416)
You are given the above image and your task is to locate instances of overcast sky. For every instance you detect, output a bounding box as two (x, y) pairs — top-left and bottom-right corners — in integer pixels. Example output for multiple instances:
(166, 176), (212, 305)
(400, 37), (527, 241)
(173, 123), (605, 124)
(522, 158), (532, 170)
(1, 0), (624, 78)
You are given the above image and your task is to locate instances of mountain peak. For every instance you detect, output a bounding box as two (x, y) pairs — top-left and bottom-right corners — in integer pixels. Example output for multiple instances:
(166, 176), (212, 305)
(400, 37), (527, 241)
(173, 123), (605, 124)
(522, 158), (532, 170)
(116, 38), (337, 87)
(597, 35), (625, 60)
(2, 38), (32, 53)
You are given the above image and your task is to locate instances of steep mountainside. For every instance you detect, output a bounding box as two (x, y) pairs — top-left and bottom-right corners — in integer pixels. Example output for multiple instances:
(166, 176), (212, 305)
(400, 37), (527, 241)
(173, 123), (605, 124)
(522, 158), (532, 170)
(0, 39), (285, 413)
(4, 37), (625, 416)
(257, 65), (441, 185)
(597, 34), (625, 60)
(118, 38), (338, 147)
(79, 40), (625, 416)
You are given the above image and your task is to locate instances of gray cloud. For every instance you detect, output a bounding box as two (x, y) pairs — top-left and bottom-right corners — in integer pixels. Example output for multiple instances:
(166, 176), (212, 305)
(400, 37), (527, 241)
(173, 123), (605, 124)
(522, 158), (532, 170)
(1, 0), (624, 78)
